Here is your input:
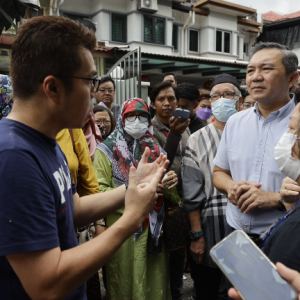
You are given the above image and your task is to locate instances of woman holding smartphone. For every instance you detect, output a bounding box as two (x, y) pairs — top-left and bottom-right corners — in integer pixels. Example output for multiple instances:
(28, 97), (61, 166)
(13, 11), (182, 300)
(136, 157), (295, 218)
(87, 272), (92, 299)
(227, 102), (300, 299)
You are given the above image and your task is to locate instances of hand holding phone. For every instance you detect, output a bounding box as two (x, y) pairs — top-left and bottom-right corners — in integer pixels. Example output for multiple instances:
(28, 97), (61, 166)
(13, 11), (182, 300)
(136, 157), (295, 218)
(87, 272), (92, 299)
(173, 108), (190, 123)
(210, 230), (297, 300)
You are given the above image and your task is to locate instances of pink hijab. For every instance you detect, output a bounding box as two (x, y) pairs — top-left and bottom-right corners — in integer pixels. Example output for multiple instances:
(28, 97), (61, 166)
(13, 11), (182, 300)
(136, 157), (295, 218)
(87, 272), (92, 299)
(83, 111), (102, 161)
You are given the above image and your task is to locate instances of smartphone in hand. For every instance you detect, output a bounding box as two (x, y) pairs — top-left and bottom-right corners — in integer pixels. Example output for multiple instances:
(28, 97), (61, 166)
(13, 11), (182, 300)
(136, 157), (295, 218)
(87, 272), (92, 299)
(210, 230), (297, 300)
(173, 108), (190, 123)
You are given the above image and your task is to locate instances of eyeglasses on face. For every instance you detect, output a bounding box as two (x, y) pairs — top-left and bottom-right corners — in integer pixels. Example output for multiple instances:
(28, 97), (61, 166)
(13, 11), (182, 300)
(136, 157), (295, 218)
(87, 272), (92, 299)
(242, 102), (255, 109)
(96, 119), (111, 125)
(210, 90), (237, 101)
(99, 88), (115, 94)
(125, 115), (149, 123)
(55, 75), (100, 93)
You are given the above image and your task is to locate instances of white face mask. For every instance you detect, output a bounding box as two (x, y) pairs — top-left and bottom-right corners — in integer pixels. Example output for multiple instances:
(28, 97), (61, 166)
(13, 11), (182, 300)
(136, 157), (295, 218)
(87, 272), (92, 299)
(124, 118), (149, 139)
(274, 132), (300, 181)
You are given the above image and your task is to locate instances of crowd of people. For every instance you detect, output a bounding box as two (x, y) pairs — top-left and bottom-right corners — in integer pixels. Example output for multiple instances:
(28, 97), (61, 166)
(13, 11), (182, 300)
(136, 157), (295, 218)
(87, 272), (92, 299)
(1, 15), (300, 300)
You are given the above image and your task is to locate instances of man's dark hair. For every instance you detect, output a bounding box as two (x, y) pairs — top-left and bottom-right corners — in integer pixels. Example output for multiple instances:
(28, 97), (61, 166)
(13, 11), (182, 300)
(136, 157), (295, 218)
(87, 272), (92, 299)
(240, 87), (248, 100)
(150, 81), (180, 103)
(10, 16), (96, 99)
(198, 89), (210, 101)
(177, 82), (200, 102)
(162, 72), (176, 81)
(99, 75), (116, 90)
(250, 42), (298, 75)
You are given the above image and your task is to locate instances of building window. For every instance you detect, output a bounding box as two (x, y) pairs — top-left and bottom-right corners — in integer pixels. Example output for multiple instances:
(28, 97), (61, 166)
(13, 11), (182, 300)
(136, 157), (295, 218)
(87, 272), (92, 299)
(237, 36), (240, 56)
(144, 15), (164, 44)
(112, 14), (127, 42)
(189, 29), (199, 52)
(172, 24), (178, 51)
(244, 43), (248, 55)
(216, 30), (231, 54)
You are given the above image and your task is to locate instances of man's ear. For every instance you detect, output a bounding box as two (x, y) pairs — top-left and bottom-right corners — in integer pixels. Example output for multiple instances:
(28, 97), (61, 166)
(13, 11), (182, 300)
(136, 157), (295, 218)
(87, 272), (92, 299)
(237, 96), (243, 111)
(194, 101), (199, 110)
(43, 75), (64, 105)
(289, 71), (300, 89)
(150, 101), (156, 110)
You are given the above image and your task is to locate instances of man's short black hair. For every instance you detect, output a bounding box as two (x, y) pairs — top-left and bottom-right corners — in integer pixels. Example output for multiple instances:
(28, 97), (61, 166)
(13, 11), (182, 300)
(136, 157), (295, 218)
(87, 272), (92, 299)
(162, 72), (176, 81)
(177, 82), (200, 102)
(100, 75), (116, 90)
(150, 81), (180, 103)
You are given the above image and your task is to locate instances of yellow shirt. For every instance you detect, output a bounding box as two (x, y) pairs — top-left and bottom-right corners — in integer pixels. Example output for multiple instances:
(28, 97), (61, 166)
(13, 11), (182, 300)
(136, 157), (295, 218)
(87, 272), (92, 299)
(56, 129), (99, 197)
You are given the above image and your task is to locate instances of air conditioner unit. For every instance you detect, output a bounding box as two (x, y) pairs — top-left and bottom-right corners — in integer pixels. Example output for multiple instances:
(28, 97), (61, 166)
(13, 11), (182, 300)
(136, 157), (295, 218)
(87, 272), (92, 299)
(137, 0), (158, 13)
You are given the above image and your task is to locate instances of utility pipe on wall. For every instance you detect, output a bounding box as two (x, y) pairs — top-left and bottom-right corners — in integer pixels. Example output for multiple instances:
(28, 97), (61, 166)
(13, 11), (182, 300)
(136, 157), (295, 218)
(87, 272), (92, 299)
(185, 10), (195, 56)
(181, 11), (192, 57)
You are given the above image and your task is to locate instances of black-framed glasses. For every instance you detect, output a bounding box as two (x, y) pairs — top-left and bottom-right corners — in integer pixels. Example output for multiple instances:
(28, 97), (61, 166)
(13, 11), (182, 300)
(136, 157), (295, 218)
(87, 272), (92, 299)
(99, 88), (115, 94)
(55, 75), (100, 92)
(126, 115), (149, 123)
(210, 90), (238, 101)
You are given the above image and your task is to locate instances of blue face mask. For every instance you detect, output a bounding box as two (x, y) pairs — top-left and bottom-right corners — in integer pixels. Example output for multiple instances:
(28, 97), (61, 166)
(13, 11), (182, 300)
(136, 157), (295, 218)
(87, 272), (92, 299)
(211, 98), (237, 122)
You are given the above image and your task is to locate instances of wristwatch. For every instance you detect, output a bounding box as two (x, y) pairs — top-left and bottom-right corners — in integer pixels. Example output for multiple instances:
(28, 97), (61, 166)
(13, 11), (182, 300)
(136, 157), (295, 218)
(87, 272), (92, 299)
(189, 230), (204, 240)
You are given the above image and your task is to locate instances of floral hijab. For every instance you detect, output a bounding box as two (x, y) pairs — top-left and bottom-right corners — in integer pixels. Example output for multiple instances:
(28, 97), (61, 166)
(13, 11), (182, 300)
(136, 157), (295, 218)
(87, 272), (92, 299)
(97, 98), (164, 245)
(97, 98), (162, 186)
(0, 75), (13, 120)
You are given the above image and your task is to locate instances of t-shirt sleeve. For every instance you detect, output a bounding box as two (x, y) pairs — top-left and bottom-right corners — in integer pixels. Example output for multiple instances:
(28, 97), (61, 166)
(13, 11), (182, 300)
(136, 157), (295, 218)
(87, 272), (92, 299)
(0, 149), (60, 256)
(213, 122), (230, 170)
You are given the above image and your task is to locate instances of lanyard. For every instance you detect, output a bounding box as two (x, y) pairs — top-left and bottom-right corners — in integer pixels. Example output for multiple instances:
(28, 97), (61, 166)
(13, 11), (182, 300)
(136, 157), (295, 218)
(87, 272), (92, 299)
(260, 200), (300, 247)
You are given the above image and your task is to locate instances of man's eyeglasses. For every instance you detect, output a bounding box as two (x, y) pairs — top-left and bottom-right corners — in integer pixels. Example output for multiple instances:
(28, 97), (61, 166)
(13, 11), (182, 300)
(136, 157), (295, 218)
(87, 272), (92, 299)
(126, 115), (149, 123)
(99, 88), (115, 94)
(210, 90), (237, 101)
(55, 75), (100, 93)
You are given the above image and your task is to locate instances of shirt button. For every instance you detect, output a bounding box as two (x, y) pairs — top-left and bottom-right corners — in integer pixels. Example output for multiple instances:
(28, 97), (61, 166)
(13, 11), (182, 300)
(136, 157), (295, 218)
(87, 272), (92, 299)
(243, 225), (248, 229)
(260, 142), (264, 145)
(264, 123), (268, 126)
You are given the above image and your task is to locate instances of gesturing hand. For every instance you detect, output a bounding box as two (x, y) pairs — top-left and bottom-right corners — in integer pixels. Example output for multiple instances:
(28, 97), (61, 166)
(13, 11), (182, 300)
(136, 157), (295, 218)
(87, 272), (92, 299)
(136, 147), (169, 185)
(124, 165), (166, 228)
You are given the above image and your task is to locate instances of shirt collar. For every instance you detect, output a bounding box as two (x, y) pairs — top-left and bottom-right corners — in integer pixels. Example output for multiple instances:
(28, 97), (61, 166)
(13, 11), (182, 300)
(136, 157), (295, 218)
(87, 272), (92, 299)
(154, 115), (170, 132)
(253, 96), (295, 121)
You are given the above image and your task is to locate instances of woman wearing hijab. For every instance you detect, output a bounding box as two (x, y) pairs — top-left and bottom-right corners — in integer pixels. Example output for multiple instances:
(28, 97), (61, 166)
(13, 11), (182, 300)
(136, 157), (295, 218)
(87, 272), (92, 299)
(93, 98), (176, 300)
(82, 109), (103, 161)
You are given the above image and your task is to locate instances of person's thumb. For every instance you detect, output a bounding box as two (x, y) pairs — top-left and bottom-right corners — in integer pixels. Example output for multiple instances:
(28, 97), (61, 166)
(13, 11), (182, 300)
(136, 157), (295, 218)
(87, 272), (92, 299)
(150, 167), (166, 189)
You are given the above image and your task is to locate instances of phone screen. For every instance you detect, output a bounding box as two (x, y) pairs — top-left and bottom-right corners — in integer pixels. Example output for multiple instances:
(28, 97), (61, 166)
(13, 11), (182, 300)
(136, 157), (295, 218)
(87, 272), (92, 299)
(173, 108), (190, 123)
(210, 230), (297, 300)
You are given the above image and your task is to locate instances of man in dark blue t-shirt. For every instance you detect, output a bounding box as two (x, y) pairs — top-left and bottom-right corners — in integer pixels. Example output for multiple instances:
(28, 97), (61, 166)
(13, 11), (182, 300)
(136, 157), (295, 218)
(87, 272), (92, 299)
(0, 16), (168, 300)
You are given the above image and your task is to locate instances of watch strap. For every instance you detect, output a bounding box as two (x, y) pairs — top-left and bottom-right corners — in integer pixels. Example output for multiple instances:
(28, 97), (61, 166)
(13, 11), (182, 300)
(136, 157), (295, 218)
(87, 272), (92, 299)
(189, 230), (204, 240)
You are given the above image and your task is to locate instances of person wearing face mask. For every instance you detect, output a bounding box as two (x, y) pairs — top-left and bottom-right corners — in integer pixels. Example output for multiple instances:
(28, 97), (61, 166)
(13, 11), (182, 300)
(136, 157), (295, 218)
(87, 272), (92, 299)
(177, 82), (206, 134)
(227, 104), (300, 300)
(181, 73), (242, 300)
(93, 98), (176, 300)
(196, 89), (212, 124)
(257, 103), (300, 273)
(212, 42), (299, 296)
